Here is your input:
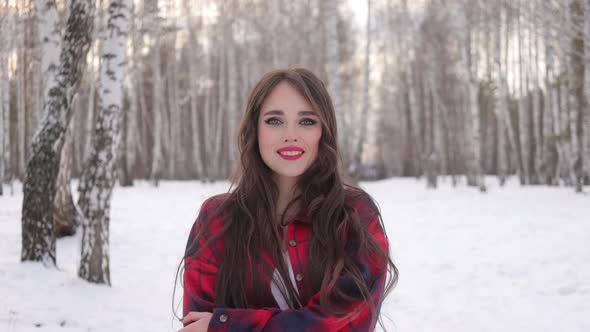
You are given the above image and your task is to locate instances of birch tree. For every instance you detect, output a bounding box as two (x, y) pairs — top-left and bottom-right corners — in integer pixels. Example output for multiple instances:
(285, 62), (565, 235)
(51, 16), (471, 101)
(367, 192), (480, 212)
(541, 2), (558, 184)
(227, 4), (239, 175)
(567, 0), (584, 192)
(35, 0), (76, 236)
(458, 0), (485, 191)
(494, 3), (509, 185)
(584, 0), (590, 183)
(325, 0), (347, 164)
(166, 6), (180, 179)
(36, 0), (61, 104)
(351, 0), (372, 178)
(517, 1), (531, 185)
(16, 2), (26, 178)
(21, 0), (94, 264)
(148, 0), (163, 185)
(183, 0), (204, 179)
(77, 0), (130, 284)
(119, 0), (138, 186)
(403, 0), (421, 177)
(0, 0), (10, 196)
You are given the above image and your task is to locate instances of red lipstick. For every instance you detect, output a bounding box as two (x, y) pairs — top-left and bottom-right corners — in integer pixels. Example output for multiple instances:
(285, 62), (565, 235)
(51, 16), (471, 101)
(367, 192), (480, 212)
(277, 146), (304, 160)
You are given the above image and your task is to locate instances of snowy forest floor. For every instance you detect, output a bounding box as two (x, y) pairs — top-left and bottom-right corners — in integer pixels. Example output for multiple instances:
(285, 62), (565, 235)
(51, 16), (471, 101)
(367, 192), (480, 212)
(1, 177), (589, 332)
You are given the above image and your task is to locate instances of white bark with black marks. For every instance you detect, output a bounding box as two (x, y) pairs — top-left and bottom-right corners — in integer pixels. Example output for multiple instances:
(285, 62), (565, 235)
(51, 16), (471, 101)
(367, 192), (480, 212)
(36, 0), (61, 103)
(21, 0), (94, 265)
(78, 0), (130, 285)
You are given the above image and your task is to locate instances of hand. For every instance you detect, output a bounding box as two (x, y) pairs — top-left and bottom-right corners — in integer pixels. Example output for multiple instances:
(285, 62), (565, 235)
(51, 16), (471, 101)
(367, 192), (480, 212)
(178, 312), (213, 332)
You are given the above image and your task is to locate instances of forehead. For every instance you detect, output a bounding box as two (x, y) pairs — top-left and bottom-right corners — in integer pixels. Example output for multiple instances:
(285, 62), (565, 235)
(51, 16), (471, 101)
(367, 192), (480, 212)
(261, 81), (315, 112)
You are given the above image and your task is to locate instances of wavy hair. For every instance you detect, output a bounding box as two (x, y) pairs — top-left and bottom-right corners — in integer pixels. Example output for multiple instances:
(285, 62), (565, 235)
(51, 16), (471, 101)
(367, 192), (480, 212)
(174, 68), (398, 329)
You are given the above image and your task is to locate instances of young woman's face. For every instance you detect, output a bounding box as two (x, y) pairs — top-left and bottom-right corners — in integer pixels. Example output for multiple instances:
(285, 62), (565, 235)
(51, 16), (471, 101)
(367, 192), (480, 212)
(257, 81), (322, 180)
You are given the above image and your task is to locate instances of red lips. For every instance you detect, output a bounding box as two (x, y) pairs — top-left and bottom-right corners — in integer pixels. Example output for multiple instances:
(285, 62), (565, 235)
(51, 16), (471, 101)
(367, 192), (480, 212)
(277, 146), (304, 160)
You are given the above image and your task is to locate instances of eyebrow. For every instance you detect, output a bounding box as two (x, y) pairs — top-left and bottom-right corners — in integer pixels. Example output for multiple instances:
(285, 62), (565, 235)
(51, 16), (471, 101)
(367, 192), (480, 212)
(262, 110), (318, 117)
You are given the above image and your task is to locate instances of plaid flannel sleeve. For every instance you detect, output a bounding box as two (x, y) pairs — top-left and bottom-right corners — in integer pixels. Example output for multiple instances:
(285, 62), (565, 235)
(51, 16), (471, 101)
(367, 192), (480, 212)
(183, 199), (389, 332)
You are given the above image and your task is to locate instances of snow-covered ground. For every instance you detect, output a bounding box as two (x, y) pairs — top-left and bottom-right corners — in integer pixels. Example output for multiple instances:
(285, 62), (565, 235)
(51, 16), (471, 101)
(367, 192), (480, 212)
(1, 177), (589, 332)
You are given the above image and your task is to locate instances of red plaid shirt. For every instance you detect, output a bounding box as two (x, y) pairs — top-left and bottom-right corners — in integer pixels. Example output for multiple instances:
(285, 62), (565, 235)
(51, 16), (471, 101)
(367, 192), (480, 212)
(183, 193), (389, 331)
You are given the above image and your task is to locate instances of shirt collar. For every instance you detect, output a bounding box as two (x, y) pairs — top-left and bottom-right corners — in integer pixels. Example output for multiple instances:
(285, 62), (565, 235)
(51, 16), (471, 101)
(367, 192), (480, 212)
(292, 207), (311, 223)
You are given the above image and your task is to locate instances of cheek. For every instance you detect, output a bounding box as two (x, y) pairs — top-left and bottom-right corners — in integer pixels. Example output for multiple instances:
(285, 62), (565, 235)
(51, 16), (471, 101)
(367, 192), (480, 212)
(257, 125), (274, 153)
(307, 128), (322, 155)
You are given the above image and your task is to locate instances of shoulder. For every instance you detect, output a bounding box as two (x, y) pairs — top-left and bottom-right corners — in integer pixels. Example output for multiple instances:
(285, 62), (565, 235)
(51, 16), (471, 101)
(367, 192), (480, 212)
(191, 193), (232, 235)
(185, 193), (231, 256)
(343, 187), (380, 222)
(198, 193), (231, 218)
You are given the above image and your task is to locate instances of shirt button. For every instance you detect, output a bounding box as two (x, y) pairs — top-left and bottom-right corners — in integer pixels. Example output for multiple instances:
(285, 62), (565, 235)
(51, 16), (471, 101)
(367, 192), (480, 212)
(219, 313), (229, 323)
(295, 273), (303, 282)
(289, 239), (297, 247)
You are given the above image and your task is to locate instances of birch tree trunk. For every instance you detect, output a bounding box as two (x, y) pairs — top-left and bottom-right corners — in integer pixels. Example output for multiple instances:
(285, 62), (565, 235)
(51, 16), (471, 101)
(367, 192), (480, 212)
(37, 0), (77, 237)
(16, 2), (26, 178)
(583, 0), (590, 184)
(0, 0), (9, 195)
(21, 0), (94, 265)
(425, 67), (438, 188)
(567, 0), (584, 192)
(117, 0), (137, 186)
(494, 5), (508, 185)
(36, 0), (61, 104)
(531, 1), (542, 184)
(556, 8), (575, 186)
(211, 20), (226, 180)
(77, 1), (103, 198)
(149, 0), (163, 185)
(117, 89), (132, 185)
(202, 49), (213, 181)
(183, 0), (204, 179)
(541, 4), (558, 185)
(325, 0), (347, 166)
(403, 0), (420, 177)
(425, 42), (445, 188)
(460, 1), (485, 192)
(517, 4), (531, 185)
(122, 0), (138, 185)
(271, 0), (279, 68)
(135, 2), (149, 177)
(558, 80), (575, 185)
(77, 0), (130, 285)
(351, 0), (371, 178)
(0, 62), (3, 195)
(226, 11), (239, 175)
(167, 23), (180, 179)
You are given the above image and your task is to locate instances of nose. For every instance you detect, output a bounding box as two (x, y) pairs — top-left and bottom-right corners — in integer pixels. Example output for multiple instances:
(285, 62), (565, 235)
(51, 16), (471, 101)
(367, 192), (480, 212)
(282, 125), (299, 142)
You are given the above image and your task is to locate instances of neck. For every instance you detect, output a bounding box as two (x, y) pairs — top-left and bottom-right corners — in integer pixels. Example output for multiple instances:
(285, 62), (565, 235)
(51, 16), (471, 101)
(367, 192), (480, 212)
(275, 175), (299, 218)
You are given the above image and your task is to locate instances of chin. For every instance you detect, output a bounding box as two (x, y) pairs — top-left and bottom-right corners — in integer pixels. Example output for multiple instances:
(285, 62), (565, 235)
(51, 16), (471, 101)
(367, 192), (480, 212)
(274, 169), (305, 178)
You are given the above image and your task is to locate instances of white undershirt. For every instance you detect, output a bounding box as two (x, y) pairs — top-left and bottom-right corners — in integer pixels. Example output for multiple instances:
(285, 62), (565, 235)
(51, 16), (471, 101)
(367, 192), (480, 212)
(270, 250), (299, 309)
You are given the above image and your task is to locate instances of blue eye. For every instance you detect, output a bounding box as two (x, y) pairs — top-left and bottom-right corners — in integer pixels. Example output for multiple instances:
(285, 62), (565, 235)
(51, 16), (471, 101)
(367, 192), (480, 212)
(300, 118), (317, 126)
(264, 117), (283, 125)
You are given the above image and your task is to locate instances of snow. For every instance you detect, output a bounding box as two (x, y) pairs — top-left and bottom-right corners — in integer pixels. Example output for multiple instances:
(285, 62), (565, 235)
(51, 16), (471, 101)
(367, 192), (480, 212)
(1, 177), (589, 331)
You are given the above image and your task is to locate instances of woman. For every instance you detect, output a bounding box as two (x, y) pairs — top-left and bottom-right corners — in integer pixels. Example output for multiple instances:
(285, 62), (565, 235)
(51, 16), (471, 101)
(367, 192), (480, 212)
(177, 68), (398, 332)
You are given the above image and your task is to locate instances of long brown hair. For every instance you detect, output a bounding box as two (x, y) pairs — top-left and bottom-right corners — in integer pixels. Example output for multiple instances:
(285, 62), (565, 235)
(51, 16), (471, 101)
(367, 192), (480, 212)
(175, 68), (398, 329)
